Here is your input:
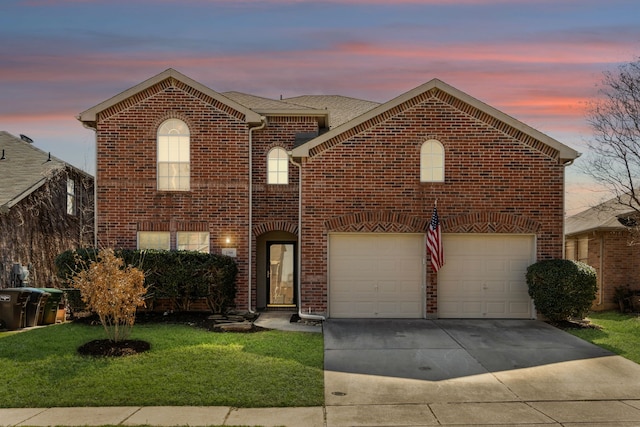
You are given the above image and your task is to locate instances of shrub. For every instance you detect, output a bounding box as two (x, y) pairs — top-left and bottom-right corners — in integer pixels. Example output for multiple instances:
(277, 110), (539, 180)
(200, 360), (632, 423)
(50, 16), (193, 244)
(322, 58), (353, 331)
(56, 249), (238, 313)
(526, 259), (597, 322)
(68, 248), (146, 342)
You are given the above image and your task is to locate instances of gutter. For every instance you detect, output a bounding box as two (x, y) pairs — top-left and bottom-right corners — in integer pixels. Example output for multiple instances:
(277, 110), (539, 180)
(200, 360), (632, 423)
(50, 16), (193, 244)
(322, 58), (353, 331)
(289, 153), (326, 322)
(247, 117), (267, 314)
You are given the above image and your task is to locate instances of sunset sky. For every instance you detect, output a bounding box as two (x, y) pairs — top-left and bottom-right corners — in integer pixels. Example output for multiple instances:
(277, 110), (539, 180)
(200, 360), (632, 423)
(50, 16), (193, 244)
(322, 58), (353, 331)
(1, 0), (639, 215)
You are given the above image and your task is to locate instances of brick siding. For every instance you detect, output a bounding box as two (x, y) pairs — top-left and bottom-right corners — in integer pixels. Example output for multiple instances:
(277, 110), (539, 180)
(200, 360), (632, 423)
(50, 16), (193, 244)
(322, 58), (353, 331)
(299, 91), (565, 315)
(568, 231), (640, 310)
(91, 77), (567, 316)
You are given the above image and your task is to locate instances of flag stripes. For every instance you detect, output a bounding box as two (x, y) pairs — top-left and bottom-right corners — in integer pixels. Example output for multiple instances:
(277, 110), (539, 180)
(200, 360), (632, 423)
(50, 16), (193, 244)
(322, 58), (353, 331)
(427, 206), (444, 272)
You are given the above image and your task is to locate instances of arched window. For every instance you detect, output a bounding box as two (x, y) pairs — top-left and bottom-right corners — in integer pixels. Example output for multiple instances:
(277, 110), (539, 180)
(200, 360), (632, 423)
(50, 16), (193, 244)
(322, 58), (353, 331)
(267, 147), (288, 184)
(157, 119), (190, 191)
(420, 139), (444, 182)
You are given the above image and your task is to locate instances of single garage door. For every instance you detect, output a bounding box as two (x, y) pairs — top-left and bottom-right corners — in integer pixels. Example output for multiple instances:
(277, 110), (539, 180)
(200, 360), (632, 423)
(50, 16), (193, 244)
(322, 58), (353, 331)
(329, 233), (424, 318)
(437, 234), (536, 319)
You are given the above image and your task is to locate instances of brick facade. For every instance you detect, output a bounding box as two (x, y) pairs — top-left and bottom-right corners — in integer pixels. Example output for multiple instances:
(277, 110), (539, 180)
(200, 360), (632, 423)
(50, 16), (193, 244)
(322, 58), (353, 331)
(94, 79), (253, 307)
(80, 69), (576, 317)
(299, 90), (566, 315)
(566, 231), (640, 311)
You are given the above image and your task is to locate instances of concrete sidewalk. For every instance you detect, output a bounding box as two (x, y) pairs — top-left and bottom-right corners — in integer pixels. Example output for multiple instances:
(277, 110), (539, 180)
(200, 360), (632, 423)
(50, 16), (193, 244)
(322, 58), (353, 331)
(5, 401), (640, 426)
(0, 406), (323, 427)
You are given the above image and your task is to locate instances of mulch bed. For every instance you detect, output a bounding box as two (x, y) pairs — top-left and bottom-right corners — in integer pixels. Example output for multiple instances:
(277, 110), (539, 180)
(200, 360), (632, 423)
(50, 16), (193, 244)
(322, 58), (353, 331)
(78, 339), (151, 357)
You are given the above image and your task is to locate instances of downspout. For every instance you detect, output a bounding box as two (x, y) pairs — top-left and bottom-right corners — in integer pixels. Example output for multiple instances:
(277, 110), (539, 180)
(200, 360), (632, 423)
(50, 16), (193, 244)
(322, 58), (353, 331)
(289, 153), (326, 321)
(599, 234), (604, 306)
(248, 117), (267, 314)
(561, 157), (575, 265)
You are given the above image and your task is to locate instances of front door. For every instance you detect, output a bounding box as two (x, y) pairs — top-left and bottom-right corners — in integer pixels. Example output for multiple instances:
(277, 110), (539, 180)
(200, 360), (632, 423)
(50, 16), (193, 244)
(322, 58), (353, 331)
(267, 242), (296, 306)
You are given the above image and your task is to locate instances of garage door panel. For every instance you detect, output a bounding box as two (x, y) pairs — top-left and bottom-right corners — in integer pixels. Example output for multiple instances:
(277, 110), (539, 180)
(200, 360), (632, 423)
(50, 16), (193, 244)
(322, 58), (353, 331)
(510, 259), (531, 271)
(485, 280), (508, 293)
(508, 302), (531, 316)
(438, 234), (535, 319)
(461, 302), (483, 316)
(486, 260), (508, 273)
(329, 233), (424, 318)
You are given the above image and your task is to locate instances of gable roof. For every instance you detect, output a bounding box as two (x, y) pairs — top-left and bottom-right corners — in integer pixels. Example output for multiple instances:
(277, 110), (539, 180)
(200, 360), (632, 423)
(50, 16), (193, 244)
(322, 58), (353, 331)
(565, 193), (638, 236)
(0, 131), (68, 212)
(223, 91), (329, 128)
(291, 78), (580, 164)
(282, 95), (380, 129)
(78, 68), (264, 128)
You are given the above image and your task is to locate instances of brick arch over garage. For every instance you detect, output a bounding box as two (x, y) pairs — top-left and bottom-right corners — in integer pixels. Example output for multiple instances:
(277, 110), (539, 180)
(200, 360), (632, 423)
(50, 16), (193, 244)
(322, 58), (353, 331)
(324, 211), (429, 233)
(253, 221), (298, 237)
(442, 211), (541, 234)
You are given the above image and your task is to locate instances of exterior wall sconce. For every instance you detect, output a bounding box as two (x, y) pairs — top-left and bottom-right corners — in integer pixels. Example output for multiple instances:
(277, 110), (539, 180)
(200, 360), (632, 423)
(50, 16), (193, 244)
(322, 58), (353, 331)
(222, 236), (236, 257)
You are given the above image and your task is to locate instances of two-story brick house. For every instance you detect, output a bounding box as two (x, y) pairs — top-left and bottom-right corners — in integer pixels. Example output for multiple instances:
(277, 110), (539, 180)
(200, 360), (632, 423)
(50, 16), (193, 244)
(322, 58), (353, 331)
(79, 68), (579, 319)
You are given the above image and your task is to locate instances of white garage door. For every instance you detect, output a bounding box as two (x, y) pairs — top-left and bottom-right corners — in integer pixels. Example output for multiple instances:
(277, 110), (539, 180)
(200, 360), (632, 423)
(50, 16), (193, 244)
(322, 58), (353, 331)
(437, 234), (535, 319)
(329, 233), (424, 318)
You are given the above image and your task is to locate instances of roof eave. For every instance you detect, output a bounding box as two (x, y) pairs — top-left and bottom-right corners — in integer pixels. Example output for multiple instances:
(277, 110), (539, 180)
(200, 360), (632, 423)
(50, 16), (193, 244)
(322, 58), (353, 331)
(77, 68), (263, 127)
(566, 225), (627, 237)
(4, 176), (50, 211)
(292, 78), (581, 161)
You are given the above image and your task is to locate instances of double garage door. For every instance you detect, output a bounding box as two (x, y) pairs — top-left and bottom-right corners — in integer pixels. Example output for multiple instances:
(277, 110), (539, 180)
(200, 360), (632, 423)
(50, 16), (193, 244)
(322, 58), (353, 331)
(328, 233), (535, 319)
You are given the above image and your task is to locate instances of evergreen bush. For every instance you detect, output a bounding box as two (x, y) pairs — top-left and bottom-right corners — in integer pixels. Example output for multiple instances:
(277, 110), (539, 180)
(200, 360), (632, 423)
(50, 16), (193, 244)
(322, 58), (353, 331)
(526, 259), (597, 322)
(56, 249), (238, 313)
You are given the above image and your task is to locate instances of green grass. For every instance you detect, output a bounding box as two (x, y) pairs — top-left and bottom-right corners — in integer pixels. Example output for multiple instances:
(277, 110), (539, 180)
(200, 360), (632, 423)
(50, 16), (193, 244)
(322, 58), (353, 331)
(566, 311), (640, 364)
(0, 322), (323, 408)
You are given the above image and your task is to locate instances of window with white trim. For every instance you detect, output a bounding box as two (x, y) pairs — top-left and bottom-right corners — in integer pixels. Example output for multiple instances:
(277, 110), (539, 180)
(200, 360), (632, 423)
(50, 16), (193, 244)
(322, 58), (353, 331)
(177, 232), (210, 253)
(267, 147), (288, 184)
(420, 139), (444, 182)
(66, 178), (76, 215)
(137, 232), (171, 250)
(157, 119), (190, 191)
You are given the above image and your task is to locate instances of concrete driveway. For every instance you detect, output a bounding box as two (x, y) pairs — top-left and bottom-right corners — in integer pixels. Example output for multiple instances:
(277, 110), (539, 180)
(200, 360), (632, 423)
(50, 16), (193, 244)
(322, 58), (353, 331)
(324, 319), (640, 426)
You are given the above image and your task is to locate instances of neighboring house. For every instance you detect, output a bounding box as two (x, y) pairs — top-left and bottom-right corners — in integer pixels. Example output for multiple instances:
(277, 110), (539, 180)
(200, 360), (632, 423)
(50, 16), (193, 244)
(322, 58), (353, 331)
(565, 194), (640, 311)
(0, 131), (94, 288)
(78, 68), (579, 319)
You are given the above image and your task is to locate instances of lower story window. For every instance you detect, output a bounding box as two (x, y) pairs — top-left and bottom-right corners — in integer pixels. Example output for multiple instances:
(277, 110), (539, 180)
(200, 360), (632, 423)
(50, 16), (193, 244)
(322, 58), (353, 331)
(177, 232), (210, 253)
(138, 232), (170, 250)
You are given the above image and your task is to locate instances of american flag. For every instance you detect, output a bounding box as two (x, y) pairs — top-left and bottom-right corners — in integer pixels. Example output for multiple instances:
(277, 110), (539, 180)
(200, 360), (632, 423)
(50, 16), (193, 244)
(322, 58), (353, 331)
(427, 205), (444, 272)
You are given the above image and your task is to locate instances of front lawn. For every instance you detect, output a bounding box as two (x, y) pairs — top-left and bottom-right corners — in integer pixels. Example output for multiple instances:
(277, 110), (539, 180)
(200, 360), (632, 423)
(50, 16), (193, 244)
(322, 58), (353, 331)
(0, 322), (323, 408)
(566, 311), (640, 364)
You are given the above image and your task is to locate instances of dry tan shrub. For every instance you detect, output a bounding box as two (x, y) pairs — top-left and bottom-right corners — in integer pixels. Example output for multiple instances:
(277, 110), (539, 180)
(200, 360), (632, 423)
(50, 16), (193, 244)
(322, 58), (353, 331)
(70, 249), (146, 342)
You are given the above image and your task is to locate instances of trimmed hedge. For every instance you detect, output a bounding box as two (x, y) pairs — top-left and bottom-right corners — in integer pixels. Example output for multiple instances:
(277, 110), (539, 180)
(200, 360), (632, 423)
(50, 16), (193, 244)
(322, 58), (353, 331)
(526, 259), (597, 322)
(56, 249), (238, 313)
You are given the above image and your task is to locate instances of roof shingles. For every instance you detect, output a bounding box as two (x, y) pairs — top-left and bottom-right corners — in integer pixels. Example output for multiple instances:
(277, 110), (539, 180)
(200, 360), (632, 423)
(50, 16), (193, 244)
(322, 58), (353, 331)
(0, 131), (67, 210)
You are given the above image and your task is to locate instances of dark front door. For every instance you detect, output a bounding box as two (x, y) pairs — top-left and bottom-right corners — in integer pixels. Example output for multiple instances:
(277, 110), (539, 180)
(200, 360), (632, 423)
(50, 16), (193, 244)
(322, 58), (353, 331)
(267, 242), (296, 306)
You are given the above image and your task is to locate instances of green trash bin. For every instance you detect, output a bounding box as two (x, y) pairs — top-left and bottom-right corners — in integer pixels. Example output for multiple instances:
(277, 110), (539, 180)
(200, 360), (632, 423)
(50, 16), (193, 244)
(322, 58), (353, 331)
(22, 288), (51, 327)
(37, 288), (64, 325)
(0, 288), (30, 330)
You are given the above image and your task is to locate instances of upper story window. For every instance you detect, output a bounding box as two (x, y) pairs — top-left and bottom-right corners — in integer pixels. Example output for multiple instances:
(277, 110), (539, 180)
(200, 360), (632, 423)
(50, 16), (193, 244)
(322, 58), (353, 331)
(267, 147), (288, 184)
(66, 178), (76, 215)
(157, 119), (190, 191)
(420, 139), (444, 182)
